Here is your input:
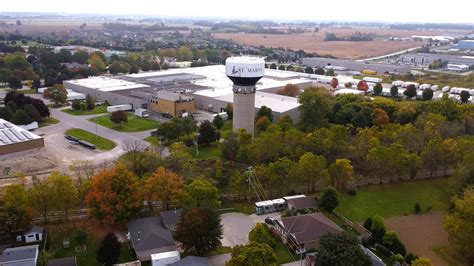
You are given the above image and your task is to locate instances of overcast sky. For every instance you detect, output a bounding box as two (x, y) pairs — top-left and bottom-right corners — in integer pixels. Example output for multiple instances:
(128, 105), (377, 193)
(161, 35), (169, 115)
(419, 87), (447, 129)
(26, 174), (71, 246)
(1, 0), (474, 24)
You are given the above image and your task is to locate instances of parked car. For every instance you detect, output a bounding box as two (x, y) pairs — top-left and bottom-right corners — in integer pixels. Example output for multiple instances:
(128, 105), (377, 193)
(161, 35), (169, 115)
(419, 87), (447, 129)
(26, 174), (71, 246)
(161, 112), (172, 118)
(265, 217), (276, 225)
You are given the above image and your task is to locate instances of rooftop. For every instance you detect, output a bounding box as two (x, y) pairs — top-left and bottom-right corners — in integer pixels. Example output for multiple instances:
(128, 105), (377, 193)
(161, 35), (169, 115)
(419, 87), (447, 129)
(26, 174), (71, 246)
(281, 212), (342, 244)
(0, 119), (42, 146)
(127, 217), (175, 253)
(65, 76), (149, 92)
(169, 256), (211, 266)
(2, 245), (39, 263)
(160, 209), (182, 227)
(215, 91), (299, 113)
(286, 196), (316, 210)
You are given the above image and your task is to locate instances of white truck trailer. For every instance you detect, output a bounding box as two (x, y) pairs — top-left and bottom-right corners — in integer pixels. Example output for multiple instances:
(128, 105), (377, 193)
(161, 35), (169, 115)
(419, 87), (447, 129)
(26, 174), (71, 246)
(363, 77), (382, 83)
(107, 104), (133, 113)
(151, 251), (180, 266)
(134, 108), (150, 118)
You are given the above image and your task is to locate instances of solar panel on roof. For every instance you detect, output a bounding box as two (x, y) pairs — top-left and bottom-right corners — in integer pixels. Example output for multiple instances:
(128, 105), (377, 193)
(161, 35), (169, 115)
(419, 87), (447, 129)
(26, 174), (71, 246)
(10, 128), (25, 141)
(3, 130), (17, 142)
(21, 131), (33, 140)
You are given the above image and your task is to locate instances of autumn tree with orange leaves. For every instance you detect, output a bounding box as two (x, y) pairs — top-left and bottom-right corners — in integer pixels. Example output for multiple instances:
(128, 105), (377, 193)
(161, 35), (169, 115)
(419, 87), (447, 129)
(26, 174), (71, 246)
(143, 167), (184, 211)
(86, 163), (142, 224)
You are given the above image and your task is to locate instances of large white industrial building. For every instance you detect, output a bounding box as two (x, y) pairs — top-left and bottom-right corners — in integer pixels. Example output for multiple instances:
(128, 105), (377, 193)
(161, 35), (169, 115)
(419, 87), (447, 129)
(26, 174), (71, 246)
(64, 65), (313, 121)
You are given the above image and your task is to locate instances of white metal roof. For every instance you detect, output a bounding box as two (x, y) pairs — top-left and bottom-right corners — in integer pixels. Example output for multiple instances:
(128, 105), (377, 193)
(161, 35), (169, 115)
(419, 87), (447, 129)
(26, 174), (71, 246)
(66, 76), (149, 92)
(0, 119), (42, 146)
(215, 91), (299, 113)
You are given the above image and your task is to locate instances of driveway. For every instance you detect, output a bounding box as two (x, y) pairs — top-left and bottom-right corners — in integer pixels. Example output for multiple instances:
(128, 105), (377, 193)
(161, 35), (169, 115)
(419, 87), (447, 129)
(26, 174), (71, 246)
(220, 213), (256, 247)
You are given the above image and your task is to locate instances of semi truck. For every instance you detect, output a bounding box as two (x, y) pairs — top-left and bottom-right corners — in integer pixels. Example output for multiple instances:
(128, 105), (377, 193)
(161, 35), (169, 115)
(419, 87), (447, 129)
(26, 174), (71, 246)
(107, 104), (133, 113)
(363, 77), (382, 83)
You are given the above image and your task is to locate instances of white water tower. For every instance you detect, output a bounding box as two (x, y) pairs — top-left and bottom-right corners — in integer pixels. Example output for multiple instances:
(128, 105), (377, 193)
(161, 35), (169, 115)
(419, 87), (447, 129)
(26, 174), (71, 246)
(225, 56), (265, 135)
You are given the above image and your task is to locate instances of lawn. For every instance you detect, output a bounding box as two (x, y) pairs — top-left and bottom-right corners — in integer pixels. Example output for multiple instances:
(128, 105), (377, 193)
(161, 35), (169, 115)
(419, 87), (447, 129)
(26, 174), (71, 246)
(220, 120), (233, 139)
(65, 128), (116, 150)
(190, 143), (222, 160)
(144, 136), (161, 146)
(89, 113), (158, 132)
(46, 222), (136, 266)
(39, 117), (59, 128)
(337, 178), (453, 222)
(62, 104), (108, 116)
(220, 201), (254, 215)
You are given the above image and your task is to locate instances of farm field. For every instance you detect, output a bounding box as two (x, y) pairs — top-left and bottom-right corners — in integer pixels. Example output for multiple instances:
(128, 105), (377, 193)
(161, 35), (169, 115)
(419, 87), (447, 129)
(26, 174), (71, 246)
(213, 29), (425, 59)
(385, 212), (449, 266)
(337, 178), (452, 222)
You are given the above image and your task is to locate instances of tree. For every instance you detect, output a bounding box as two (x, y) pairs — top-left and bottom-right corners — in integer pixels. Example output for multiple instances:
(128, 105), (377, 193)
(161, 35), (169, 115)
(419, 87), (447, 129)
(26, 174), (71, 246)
(32, 78), (41, 90)
(24, 104), (41, 123)
(29, 180), (54, 223)
(108, 61), (122, 75)
(269, 63), (277, 69)
(372, 108), (389, 127)
(48, 172), (78, 221)
(110, 110), (128, 126)
(227, 242), (277, 266)
(357, 80), (369, 93)
(86, 163), (142, 224)
(328, 159), (354, 190)
(305, 66), (314, 74)
(444, 187), (474, 263)
(143, 167), (184, 210)
(222, 133), (240, 161)
(318, 186), (339, 212)
(88, 52), (106, 74)
(6, 101), (18, 113)
(72, 99), (81, 110)
(248, 223), (278, 248)
(0, 68), (12, 85)
(267, 157), (298, 196)
(255, 116), (271, 132)
(0, 184), (32, 234)
(298, 87), (333, 130)
(390, 85), (399, 98)
(0, 106), (14, 121)
(382, 231), (406, 256)
(278, 65), (286, 71)
(156, 121), (180, 141)
(183, 178), (221, 210)
(86, 94), (95, 110)
(32, 99), (50, 117)
(373, 83), (383, 96)
(212, 114), (224, 130)
(460, 90), (470, 104)
(151, 62), (161, 71)
(13, 109), (32, 125)
(96, 233), (121, 266)
(175, 208), (223, 255)
(325, 68), (335, 76)
(57, 49), (72, 63)
(8, 76), (22, 89)
(317, 232), (371, 266)
(422, 88), (433, 101)
(45, 85), (67, 107)
(369, 215), (386, 242)
(226, 103), (233, 119)
(403, 84), (417, 99)
(166, 142), (194, 176)
(256, 106), (273, 122)
(276, 83), (300, 97)
(412, 257), (433, 266)
(197, 120), (217, 145)
(4, 52), (30, 71)
(298, 152), (328, 192)
(314, 67), (325, 75)
(331, 77), (339, 89)
(181, 117), (198, 140)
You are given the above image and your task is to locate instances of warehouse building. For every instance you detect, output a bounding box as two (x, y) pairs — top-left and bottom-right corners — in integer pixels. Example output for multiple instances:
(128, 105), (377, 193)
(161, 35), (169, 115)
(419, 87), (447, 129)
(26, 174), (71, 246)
(64, 65), (313, 120)
(300, 57), (411, 74)
(399, 53), (474, 67)
(0, 119), (44, 156)
(457, 40), (474, 50)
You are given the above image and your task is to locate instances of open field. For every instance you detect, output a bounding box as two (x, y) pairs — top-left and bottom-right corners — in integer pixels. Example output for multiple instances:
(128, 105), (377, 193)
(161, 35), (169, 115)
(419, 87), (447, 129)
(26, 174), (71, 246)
(337, 178), (453, 222)
(65, 128), (116, 151)
(0, 20), (104, 33)
(214, 29), (425, 59)
(89, 113), (158, 132)
(386, 212), (449, 266)
(62, 104), (108, 116)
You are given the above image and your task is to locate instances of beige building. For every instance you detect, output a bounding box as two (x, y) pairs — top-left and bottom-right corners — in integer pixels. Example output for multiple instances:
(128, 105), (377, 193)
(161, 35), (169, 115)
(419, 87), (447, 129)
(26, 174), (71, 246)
(0, 119), (44, 156)
(149, 91), (195, 117)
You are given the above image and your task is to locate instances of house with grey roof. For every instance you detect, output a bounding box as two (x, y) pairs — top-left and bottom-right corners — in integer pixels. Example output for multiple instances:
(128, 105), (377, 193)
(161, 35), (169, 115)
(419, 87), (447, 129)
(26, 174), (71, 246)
(127, 217), (176, 261)
(286, 196), (316, 211)
(1, 244), (39, 266)
(169, 256), (211, 266)
(160, 209), (182, 233)
(278, 212), (342, 250)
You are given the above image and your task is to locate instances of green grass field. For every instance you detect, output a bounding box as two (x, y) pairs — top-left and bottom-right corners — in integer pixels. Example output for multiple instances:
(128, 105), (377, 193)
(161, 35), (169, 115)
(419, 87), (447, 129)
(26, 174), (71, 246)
(190, 143), (222, 160)
(62, 104), (108, 116)
(65, 128), (116, 150)
(337, 178), (453, 222)
(39, 117), (60, 128)
(89, 114), (158, 132)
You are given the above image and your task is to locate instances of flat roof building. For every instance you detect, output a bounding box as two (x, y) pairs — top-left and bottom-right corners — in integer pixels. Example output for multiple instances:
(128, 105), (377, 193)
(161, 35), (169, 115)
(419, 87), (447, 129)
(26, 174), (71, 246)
(0, 119), (44, 156)
(300, 57), (412, 74)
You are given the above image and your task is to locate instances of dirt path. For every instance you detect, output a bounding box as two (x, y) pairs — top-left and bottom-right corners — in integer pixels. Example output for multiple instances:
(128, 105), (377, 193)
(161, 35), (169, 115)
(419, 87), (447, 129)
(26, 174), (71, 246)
(385, 211), (448, 266)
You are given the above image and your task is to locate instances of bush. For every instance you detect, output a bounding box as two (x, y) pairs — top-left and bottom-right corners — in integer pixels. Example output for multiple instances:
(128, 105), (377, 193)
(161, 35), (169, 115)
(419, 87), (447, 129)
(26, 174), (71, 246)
(371, 215), (386, 243)
(74, 229), (88, 246)
(248, 224), (278, 248)
(318, 186), (339, 213)
(395, 253), (404, 263)
(375, 243), (392, 257)
(363, 217), (373, 231)
(405, 253), (418, 264)
(382, 230), (406, 256)
(414, 202), (421, 214)
(72, 99), (81, 110)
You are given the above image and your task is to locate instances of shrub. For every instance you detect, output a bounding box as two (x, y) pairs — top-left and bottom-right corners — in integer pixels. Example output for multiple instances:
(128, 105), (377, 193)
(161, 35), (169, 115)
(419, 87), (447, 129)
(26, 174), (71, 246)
(74, 229), (88, 246)
(405, 253), (418, 264)
(395, 254), (404, 263)
(414, 202), (421, 214)
(383, 230), (406, 256)
(72, 99), (81, 110)
(363, 217), (373, 231)
(375, 243), (391, 257)
(371, 215), (386, 242)
(318, 186), (339, 213)
(248, 224), (277, 248)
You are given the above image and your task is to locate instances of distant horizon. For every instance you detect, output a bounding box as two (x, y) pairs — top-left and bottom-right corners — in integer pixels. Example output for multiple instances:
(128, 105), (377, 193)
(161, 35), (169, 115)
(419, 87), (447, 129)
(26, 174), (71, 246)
(1, 0), (474, 24)
(1, 12), (474, 26)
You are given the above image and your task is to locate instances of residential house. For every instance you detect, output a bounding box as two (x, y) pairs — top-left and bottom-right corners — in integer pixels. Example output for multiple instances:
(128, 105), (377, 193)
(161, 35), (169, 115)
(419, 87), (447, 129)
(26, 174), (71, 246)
(169, 256), (211, 266)
(285, 196), (316, 211)
(160, 209), (182, 233)
(127, 217), (176, 261)
(0, 245), (39, 266)
(278, 212), (342, 250)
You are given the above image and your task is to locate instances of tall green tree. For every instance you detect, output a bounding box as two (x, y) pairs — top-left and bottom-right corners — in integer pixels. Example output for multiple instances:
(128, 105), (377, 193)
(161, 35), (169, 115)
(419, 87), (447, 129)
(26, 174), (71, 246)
(298, 152), (328, 192)
(298, 87), (333, 131)
(318, 186), (339, 213)
(256, 106), (273, 122)
(0, 184), (32, 234)
(48, 172), (78, 221)
(317, 232), (371, 266)
(328, 159), (354, 190)
(175, 208), (223, 256)
(227, 242), (277, 266)
(183, 178), (221, 209)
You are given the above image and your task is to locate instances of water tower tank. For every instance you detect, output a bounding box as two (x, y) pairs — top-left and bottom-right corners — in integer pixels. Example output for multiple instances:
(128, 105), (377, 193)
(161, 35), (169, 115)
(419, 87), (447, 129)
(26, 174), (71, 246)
(225, 56), (265, 135)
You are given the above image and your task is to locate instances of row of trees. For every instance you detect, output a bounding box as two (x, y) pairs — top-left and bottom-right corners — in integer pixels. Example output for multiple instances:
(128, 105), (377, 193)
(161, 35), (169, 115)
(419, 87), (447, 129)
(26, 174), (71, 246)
(0, 91), (50, 124)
